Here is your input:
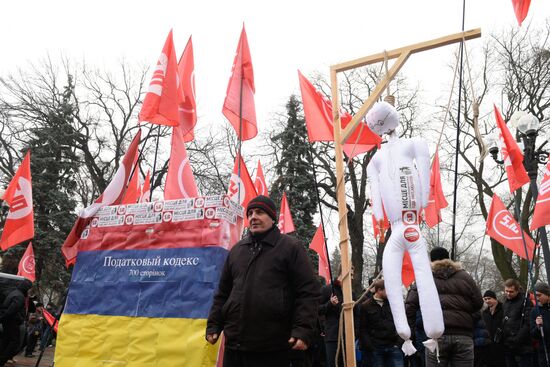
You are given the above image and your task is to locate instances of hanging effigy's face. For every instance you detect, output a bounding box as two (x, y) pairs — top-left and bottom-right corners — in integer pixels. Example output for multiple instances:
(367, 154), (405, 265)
(366, 101), (399, 136)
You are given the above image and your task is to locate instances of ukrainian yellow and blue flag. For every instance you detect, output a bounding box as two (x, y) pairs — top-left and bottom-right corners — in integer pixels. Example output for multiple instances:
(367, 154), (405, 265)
(55, 198), (241, 367)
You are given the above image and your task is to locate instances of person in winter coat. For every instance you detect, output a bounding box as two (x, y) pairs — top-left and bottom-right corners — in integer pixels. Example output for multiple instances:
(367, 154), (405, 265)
(502, 278), (533, 367)
(0, 279), (33, 367)
(406, 247), (483, 367)
(206, 195), (320, 367)
(481, 290), (505, 367)
(531, 282), (550, 367)
(359, 279), (403, 367)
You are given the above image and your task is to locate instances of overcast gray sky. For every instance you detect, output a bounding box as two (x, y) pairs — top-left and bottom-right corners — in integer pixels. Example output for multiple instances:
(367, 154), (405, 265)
(2, 0), (549, 134)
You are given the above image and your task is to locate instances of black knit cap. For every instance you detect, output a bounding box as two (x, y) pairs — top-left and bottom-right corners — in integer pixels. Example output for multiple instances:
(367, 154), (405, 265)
(246, 195), (277, 222)
(483, 290), (497, 299)
(430, 247), (450, 262)
(535, 282), (550, 296)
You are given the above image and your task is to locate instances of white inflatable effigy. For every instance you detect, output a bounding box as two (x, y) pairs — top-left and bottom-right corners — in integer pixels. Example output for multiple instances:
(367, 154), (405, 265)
(366, 101), (444, 356)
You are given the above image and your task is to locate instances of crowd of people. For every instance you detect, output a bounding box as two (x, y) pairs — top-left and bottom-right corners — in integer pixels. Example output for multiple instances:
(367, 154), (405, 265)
(0, 279), (57, 367)
(206, 195), (550, 367)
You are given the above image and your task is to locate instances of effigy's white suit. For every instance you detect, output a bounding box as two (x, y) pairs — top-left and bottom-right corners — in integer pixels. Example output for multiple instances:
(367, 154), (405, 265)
(366, 101), (444, 355)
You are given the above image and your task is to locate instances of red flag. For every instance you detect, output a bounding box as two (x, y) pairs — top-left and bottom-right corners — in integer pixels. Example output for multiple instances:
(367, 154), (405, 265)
(62, 130), (142, 263)
(309, 225), (331, 281)
(222, 25), (257, 141)
(17, 243), (35, 282)
(486, 194), (535, 260)
(277, 193), (295, 234)
(297, 70), (381, 158)
(424, 151), (449, 228)
(531, 161), (550, 230)
(254, 160), (268, 196)
(178, 36), (197, 142)
(121, 163), (140, 205)
(372, 206), (389, 240)
(0, 151), (34, 250)
(140, 171), (151, 203)
(494, 105), (529, 193)
(215, 334), (226, 367)
(139, 30), (179, 126)
(512, 0), (531, 26)
(227, 154), (257, 211)
(402, 252), (415, 288)
(165, 126), (199, 199)
(42, 308), (58, 334)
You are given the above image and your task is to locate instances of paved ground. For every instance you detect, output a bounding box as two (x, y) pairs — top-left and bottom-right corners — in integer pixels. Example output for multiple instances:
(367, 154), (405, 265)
(9, 347), (54, 367)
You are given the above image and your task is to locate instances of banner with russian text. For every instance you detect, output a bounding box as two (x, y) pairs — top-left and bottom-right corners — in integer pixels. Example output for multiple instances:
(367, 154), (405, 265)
(55, 195), (243, 367)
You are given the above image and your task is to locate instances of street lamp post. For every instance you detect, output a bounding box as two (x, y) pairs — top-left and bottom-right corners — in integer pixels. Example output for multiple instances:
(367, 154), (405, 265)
(516, 113), (550, 279)
(490, 112), (550, 279)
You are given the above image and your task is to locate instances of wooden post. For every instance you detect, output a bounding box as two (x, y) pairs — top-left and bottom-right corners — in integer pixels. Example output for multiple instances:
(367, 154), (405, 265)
(330, 69), (356, 367)
(329, 28), (481, 366)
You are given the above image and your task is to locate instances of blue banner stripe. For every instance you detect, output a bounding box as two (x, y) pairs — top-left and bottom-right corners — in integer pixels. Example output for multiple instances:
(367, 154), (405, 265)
(65, 247), (228, 319)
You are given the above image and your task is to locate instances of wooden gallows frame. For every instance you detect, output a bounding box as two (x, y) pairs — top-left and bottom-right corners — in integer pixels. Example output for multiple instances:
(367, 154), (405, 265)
(330, 28), (481, 367)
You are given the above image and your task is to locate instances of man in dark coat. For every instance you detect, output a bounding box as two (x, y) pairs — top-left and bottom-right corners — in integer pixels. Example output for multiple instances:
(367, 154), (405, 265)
(0, 279), (33, 367)
(531, 282), (550, 367)
(359, 279), (403, 367)
(206, 195), (320, 367)
(502, 278), (533, 367)
(406, 247), (483, 367)
(481, 290), (505, 367)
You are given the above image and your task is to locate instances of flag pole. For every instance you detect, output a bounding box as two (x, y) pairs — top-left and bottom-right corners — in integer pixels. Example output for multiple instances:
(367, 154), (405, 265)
(307, 143), (333, 283)
(450, 0), (467, 261)
(149, 124), (162, 201)
(237, 64), (244, 207)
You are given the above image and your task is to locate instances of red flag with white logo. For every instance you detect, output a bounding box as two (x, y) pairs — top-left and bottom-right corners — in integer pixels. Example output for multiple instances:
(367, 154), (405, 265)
(140, 171), (151, 203)
(227, 154), (257, 212)
(17, 243), (35, 282)
(178, 36), (197, 142)
(494, 105), (529, 193)
(512, 0), (531, 26)
(62, 130), (142, 263)
(298, 70), (381, 158)
(486, 194), (535, 260)
(139, 30), (179, 126)
(254, 160), (268, 196)
(277, 193), (295, 234)
(223, 25), (257, 141)
(531, 161), (550, 230)
(0, 151), (34, 250)
(165, 126), (199, 199)
(424, 151), (448, 228)
(309, 224), (331, 281)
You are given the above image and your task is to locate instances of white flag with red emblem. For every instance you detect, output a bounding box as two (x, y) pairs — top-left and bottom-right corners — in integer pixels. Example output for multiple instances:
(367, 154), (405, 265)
(277, 193), (295, 234)
(254, 160), (268, 196)
(309, 224), (330, 281)
(62, 130), (142, 264)
(0, 151), (34, 250)
(531, 161), (550, 230)
(486, 194), (535, 260)
(164, 126), (199, 200)
(17, 242), (35, 282)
